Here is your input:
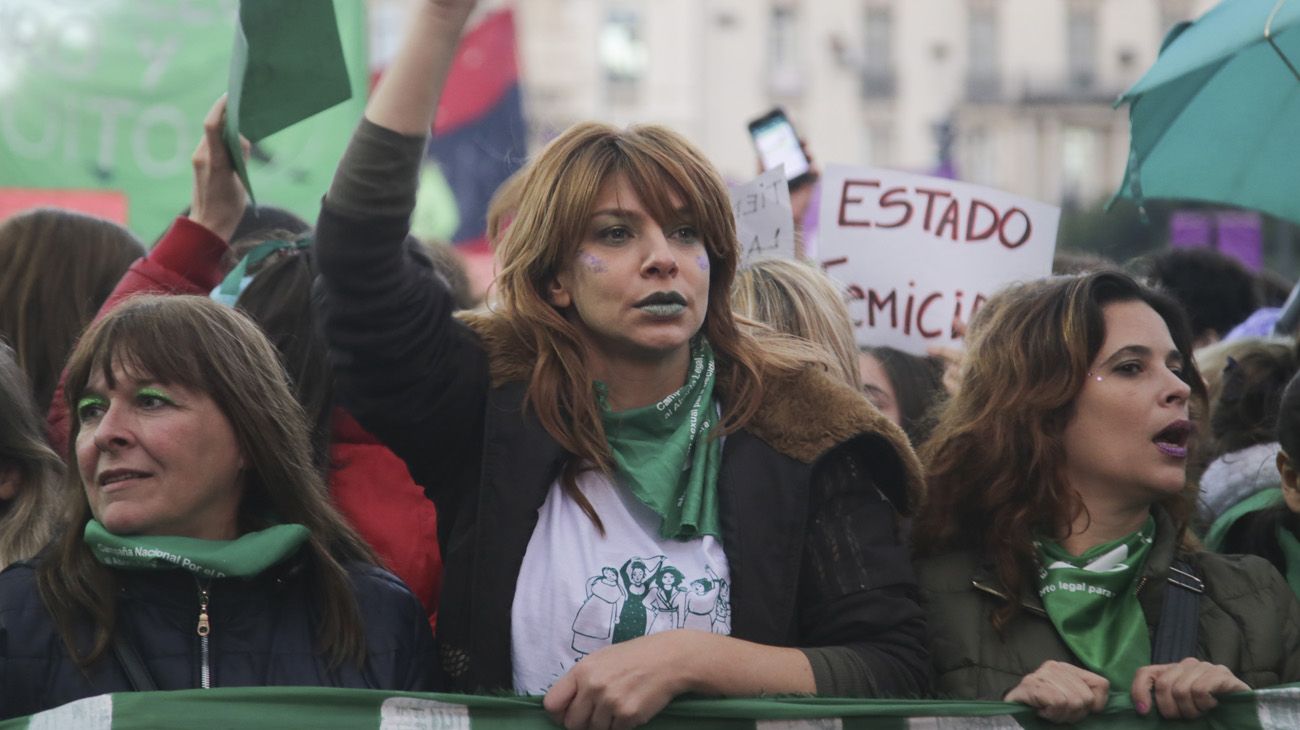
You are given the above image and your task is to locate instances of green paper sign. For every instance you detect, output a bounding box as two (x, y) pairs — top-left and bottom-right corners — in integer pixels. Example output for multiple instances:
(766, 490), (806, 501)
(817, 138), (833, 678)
(0, 0), (365, 243)
(223, 0), (355, 204)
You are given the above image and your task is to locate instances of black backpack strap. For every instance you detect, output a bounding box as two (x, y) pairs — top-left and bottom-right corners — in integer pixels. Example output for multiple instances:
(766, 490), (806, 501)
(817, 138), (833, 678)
(112, 628), (158, 692)
(1150, 559), (1204, 664)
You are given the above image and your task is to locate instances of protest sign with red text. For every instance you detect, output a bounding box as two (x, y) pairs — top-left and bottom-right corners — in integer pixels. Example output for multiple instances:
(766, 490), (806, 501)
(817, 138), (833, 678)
(818, 164), (1058, 355)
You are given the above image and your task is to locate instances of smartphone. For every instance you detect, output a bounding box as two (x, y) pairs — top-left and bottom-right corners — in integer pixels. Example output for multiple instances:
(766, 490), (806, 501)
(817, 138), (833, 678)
(747, 108), (816, 189)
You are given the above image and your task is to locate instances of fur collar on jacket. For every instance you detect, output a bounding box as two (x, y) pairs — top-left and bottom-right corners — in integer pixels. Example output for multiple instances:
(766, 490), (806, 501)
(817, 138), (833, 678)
(460, 312), (924, 510)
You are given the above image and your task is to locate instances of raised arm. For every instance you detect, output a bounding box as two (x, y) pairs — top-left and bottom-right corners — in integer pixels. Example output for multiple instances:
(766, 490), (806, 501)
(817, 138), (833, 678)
(365, 1), (476, 134)
(313, 0), (487, 512)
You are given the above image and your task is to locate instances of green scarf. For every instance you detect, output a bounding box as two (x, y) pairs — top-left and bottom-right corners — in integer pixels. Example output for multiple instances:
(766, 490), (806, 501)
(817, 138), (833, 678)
(84, 520), (310, 579)
(1035, 516), (1155, 688)
(598, 337), (721, 540)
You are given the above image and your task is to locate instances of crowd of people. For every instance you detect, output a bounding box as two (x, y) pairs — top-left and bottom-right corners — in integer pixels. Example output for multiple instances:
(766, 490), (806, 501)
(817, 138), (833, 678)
(2, 0), (1300, 727)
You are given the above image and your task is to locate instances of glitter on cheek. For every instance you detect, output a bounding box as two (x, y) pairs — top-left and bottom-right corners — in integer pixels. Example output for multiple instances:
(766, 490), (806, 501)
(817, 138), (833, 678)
(580, 253), (608, 273)
(695, 256), (711, 271)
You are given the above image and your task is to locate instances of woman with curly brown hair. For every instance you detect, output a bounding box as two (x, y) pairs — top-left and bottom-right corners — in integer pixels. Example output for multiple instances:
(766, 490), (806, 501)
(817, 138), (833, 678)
(913, 270), (1300, 724)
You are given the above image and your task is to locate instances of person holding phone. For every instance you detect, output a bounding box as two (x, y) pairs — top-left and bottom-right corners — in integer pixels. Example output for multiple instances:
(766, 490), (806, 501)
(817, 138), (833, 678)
(748, 108), (819, 256)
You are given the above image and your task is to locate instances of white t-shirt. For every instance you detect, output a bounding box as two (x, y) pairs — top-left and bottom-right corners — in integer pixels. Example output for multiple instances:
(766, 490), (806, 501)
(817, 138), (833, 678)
(510, 468), (732, 695)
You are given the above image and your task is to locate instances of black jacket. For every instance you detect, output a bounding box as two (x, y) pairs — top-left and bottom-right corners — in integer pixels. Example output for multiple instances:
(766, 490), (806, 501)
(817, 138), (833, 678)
(0, 556), (434, 719)
(314, 201), (931, 698)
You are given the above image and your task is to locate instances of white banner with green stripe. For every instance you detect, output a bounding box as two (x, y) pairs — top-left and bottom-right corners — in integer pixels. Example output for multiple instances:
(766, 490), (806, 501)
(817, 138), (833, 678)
(7, 685), (1300, 729)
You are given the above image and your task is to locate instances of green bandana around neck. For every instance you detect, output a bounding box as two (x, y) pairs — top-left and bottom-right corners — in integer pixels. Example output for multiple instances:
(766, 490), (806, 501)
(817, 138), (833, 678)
(598, 337), (722, 541)
(84, 520), (310, 579)
(1034, 516), (1156, 688)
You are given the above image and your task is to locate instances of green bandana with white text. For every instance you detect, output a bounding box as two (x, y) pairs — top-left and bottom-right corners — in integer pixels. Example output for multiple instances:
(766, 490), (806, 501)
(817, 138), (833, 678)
(598, 337), (721, 540)
(84, 521), (310, 579)
(1035, 516), (1155, 688)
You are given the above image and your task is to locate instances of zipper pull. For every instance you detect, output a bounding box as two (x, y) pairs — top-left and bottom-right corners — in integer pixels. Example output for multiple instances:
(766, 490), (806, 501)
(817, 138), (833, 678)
(197, 586), (211, 637)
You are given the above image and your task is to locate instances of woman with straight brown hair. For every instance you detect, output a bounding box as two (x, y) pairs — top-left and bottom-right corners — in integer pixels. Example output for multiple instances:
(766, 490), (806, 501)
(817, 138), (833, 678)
(0, 209), (144, 412)
(914, 271), (1300, 724)
(0, 296), (433, 719)
(0, 341), (60, 568)
(314, 1), (927, 726)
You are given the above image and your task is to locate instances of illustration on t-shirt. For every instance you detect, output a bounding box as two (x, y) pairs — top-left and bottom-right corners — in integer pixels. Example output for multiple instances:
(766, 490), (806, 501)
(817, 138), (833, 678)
(610, 555), (663, 644)
(576, 556), (730, 655)
(570, 566), (626, 655)
(645, 566), (686, 634)
(681, 567), (726, 633)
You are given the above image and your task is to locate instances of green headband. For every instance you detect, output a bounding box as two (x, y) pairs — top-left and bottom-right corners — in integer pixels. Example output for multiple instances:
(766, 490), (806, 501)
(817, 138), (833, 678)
(211, 238), (312, 306)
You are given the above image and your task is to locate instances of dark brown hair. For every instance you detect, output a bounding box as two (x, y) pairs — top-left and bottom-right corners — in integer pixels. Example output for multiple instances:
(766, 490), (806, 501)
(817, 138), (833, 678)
(913, 271), (1206, 629)
(0, 209), (144, 411)
(1208, 340), (1298, 456)
(231, 235), (334, 472)
(862, 346), (946, 446)
(37, 296), (375, 667)
(0, 341), (61, 567)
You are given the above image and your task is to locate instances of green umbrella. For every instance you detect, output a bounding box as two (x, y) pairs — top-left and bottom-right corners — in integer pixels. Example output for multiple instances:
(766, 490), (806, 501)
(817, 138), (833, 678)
(1113, 0), (1300, 225)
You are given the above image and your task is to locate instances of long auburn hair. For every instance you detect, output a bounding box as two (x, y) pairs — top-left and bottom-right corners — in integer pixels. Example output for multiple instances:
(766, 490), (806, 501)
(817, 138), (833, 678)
(913, 271), (1207, 630)
(0, 209), (144, 412)
(0, 341), (61, 568)
(487, 122), (812, 527)
(37, 296), (377, 668)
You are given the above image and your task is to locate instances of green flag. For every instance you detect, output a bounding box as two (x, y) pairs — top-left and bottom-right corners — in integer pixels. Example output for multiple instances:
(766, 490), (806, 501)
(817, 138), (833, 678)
(223, 0), (354, 204)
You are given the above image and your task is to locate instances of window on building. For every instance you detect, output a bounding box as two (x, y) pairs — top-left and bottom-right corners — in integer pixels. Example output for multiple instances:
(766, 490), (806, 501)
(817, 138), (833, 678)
(862, 120), (894, 166)
(964, 126), (996, 187)
(1061, 125), (1101, 208)
(861, 5), (895, 98)
(967, 4), (999, 100)
(768, 4), (803, 97)
(1066, 4), (1098, 90)
(599, 7), (647, 104)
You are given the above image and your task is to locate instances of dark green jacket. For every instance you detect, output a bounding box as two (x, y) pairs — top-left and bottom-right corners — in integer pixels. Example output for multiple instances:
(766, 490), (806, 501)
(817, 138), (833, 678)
(916, 508), (1300, 700)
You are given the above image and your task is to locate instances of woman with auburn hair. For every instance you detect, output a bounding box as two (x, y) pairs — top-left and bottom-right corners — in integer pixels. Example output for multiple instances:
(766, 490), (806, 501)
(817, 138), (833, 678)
(0, 342), (60, 569)
(913, 271), (1300, 724)
(731, 258), (860, 391)
(0, 209), (144, 412)
(0, 296), (433, 719)
(314, 0), (927, 726)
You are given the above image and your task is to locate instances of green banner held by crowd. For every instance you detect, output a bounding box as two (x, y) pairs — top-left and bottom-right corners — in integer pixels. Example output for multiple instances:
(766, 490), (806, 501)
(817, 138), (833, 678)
(0, 0), (366, 242)
(6, 686), (1300, 730)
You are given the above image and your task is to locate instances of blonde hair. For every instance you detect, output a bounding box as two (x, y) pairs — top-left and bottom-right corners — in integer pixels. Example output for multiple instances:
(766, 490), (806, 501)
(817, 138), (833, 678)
(732, 259), (860, 390)
(484, 122), (816, 528)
